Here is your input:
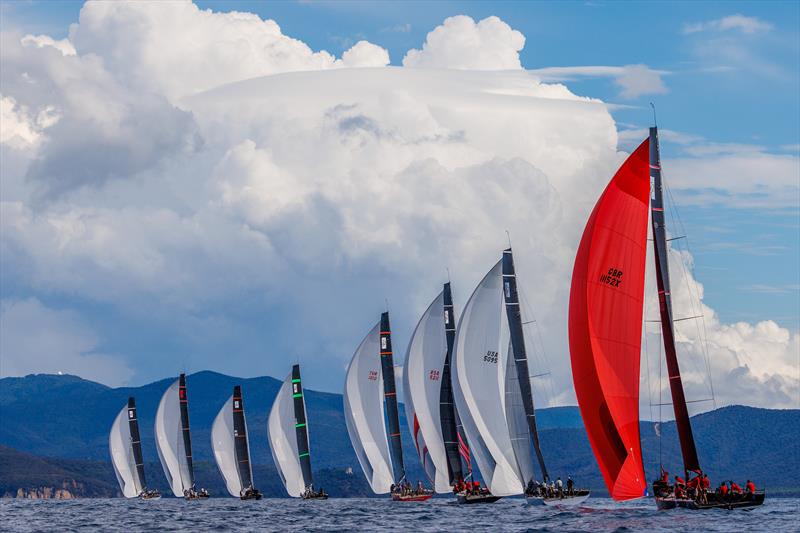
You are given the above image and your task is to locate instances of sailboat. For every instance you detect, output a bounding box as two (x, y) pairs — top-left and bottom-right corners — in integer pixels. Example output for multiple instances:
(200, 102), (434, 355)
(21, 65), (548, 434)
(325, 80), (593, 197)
(403, 282), (500, 504)
(453, 249), (590, 506)
(109, 397), (160, 499)
(211, 385), (261, 500)
(155, 374), (208, 499)
(569, 125), (765, 510)
(344, 311), (432, 502)
(268, 364), (327, 500)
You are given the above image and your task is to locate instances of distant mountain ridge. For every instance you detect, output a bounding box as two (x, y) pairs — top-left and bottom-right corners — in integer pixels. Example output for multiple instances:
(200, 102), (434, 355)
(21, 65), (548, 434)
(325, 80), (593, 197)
(1, 372), (797, 497)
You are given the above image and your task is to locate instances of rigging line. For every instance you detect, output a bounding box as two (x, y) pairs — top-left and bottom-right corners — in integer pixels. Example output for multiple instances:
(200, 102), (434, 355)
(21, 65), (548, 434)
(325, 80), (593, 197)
(650, 398), (714, 407)
(645, 315), (703, 323)
(663, 176), (717, 407)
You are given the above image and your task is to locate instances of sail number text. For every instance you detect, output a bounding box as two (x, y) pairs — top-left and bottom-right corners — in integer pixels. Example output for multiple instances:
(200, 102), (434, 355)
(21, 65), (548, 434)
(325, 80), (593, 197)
(484, 351), (499, 364)
(599, 267), (623, 287)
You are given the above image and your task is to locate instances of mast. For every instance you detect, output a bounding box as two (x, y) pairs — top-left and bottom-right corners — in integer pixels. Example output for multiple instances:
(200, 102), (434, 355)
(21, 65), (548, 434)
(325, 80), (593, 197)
(291, 364), (314, 489)
(439, 282), (465, 484)
(127, 397), (147, 491)
(502, 248), (549, 482)
(178, 374), (195, 489)
(649, 127), (701, 473)
(232, 385), (255, 490)
(379, 311), (405, 484)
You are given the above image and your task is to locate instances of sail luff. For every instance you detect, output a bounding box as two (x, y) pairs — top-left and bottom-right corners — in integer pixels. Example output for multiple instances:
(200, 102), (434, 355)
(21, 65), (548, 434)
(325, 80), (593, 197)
(380, 311), (405, 484)
(232, 386), (254, 490)
(292, 364), (314, 489)
(502, 249), (548, 482)
(649, 126), (701, 473)
(178, 374), (195, 489)
(439, 282), (465, 484)
(127, 397), (147, 492)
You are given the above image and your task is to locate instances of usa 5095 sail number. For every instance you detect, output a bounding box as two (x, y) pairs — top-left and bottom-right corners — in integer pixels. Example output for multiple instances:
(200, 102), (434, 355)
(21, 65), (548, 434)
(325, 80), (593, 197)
(484, 350), (498, 364)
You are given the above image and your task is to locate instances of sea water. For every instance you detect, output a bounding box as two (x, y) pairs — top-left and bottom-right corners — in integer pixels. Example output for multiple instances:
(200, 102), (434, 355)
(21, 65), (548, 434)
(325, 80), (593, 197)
(1, 497), (797, 532)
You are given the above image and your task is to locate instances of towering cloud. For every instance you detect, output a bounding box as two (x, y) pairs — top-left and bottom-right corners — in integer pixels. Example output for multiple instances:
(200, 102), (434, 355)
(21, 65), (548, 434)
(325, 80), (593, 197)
(0, 2), (795, 411)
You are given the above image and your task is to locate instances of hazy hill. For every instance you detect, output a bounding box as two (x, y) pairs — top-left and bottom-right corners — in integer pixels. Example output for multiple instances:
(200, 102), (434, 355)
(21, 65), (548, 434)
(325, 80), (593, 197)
(1, 373), (797, 497)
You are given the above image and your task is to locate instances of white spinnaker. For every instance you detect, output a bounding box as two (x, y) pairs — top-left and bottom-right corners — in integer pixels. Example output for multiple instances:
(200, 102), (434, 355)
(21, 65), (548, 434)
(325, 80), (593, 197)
(343, 321), (394, 494)
(109, 404), (141, 498)
(211, 395), (242, 497)
(403, 290), (451, 493)
(155, 379), (188, 497)
(452, 259), (525, 496)
(268, 373), (305, 497)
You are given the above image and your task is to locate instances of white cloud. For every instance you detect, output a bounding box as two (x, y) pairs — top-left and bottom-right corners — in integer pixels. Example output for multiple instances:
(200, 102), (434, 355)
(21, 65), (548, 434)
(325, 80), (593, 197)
(533, 65), (668, 99)
(0, 298), (132, 386)
(341, 40), (390, 68)
(0, 96), (41, 148)
(403, 15), (525, 70)
(0, 6), (795, 410)
(69, 0), (390, 100)
(20, 33), (76, 56)
(683, 14), (773, 35)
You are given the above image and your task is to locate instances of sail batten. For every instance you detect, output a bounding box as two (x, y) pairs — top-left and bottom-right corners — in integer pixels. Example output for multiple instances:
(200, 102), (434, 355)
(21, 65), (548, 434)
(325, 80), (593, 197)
(568, 139), (650, 501)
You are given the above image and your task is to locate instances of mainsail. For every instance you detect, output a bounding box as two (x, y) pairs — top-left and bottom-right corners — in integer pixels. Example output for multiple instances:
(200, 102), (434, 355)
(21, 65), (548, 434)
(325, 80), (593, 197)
(268, 364), (314, 497)
(343, 321), (394, 493)
(211, 386), (255, 497)
(379, 312), (405, 485)
(403, 289), (452, 493)
(568, 138), (650, 501)
(155, 374), (195, 497)
(109, 397), (146, 498)
(649, 127), (701, 473)
(452, 259), (524, 496)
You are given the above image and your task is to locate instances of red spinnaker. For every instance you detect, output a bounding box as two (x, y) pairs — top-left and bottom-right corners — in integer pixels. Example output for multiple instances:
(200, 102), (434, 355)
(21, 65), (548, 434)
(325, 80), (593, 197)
(569, 139), (650, 501)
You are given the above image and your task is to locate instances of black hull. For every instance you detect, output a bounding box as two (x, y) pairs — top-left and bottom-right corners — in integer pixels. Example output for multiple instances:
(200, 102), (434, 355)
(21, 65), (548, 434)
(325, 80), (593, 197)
(456, 492), (502, 505)
(656, 491), (765, 511)
(302, 495), (329, 500)
(240, 492), (262, 501)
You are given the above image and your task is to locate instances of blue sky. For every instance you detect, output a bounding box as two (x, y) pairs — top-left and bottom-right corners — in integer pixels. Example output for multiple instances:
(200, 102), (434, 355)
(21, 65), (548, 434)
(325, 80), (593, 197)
(0, 1), (797, 405)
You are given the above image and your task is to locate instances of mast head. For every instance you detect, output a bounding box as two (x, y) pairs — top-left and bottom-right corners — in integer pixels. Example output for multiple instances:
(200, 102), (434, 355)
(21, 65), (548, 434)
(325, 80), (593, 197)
(233, 385), (242, 397)
(127, 396), (136, 408)
(380, 311), (390, 331)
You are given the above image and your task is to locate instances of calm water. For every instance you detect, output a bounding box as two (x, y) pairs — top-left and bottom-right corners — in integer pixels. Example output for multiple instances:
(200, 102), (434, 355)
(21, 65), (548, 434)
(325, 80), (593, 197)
(1, 497), (797, 532)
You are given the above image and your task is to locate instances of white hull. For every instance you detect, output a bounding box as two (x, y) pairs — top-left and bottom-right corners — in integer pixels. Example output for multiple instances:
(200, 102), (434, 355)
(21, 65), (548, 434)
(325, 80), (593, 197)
(526, 492), (590, 507)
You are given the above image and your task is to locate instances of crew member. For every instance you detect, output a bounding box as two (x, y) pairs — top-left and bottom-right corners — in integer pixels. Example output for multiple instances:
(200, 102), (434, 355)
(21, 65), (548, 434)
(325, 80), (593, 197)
(567, 476), (574, 495)
(730, 481), (742, 495)
(746, 480), (756, 494)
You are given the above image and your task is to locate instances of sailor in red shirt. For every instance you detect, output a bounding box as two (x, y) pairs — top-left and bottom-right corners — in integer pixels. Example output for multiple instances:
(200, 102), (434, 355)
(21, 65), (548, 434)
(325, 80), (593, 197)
(746, 480), (756, 494)
(718, 482), (729, 500)
(730, 481), (743, 495)
(660, 467), (669, 484)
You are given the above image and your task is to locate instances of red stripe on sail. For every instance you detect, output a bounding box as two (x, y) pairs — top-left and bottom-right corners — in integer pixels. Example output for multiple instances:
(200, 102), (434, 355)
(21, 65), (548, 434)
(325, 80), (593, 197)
(569, 138), (649, 501)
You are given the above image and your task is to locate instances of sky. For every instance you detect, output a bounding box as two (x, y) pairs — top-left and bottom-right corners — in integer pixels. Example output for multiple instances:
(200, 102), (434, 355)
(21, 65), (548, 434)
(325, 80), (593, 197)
(0, 1), (797, 413)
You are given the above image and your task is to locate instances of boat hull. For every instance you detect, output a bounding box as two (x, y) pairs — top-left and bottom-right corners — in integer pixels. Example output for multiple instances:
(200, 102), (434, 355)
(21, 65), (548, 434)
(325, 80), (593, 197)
(391, 492), (433, 502)
(526, 490), (590, 507)
(655, 491), (765, 510)
(456, 492), (502, 505)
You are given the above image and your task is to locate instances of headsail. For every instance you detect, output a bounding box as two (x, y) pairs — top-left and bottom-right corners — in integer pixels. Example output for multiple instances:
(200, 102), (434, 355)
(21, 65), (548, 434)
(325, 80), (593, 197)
(155, 375), (194, 497)
(343, 321), (394, 494)
(403, 290), (451, 493)
(269, 365), (314, 497)
(452, 260), (525, 496)
(109, 397), (145, 498)
(212, 387), (254, 497)
(568, 139), (650, 501)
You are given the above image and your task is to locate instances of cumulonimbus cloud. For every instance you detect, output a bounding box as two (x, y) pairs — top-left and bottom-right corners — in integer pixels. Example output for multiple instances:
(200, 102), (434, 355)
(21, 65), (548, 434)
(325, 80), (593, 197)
(0, 2), (795, 411)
